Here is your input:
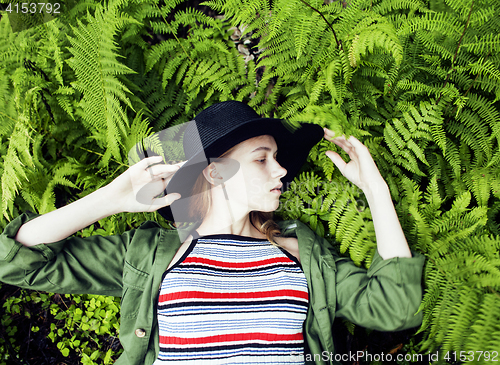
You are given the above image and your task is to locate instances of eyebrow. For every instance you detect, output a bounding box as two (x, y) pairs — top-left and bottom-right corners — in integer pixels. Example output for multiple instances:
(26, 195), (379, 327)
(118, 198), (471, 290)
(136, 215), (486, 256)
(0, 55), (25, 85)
(251, 147), (278, 154)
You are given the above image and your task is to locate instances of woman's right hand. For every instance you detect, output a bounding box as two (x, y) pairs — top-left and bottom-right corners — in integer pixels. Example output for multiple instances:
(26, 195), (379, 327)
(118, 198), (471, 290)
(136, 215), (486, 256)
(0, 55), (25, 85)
(105, 156), (186, 213)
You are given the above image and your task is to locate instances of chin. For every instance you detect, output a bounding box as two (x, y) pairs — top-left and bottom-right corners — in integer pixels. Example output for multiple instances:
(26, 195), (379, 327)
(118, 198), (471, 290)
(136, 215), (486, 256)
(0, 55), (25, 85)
(255, 202), (280, 213)
(249, 195), (280, 213)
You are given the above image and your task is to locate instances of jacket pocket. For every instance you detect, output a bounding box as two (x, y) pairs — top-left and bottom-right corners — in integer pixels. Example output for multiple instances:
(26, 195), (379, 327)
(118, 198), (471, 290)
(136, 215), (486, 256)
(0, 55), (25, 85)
(121, 261), (149, 319)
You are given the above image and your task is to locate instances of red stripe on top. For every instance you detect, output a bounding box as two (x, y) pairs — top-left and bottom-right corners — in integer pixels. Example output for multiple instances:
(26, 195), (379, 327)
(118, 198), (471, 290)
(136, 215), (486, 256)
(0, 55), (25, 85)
(160, 332), (304, 345)
(159, 289), (309, 303)
(182, 256), (293, 268)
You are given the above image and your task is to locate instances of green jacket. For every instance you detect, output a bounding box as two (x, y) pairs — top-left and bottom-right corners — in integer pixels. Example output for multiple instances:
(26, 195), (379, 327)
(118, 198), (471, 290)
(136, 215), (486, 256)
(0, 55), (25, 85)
(0, 212), (425, 364)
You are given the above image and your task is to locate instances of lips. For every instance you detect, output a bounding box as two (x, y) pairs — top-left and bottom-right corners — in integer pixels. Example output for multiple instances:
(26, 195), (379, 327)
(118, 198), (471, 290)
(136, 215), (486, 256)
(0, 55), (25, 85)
(271, 183), (283, 192)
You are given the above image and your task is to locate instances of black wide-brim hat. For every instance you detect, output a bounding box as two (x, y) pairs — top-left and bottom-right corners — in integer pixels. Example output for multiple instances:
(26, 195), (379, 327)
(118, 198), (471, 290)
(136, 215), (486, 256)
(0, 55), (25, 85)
(157, 101), (324, 222)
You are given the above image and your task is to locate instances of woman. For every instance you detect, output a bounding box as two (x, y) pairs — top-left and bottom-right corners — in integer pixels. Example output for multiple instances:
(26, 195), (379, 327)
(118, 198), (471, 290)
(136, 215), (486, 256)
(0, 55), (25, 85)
(0, 101), (424, 364)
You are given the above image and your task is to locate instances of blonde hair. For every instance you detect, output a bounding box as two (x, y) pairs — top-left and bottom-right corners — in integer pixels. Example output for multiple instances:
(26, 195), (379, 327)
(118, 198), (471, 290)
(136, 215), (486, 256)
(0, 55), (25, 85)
(187, 145), (282, 245)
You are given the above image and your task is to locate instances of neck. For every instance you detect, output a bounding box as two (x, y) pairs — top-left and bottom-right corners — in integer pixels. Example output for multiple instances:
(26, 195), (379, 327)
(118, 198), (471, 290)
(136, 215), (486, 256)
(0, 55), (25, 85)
(195, 190), (265, 238)
(196, 211), (265, 238)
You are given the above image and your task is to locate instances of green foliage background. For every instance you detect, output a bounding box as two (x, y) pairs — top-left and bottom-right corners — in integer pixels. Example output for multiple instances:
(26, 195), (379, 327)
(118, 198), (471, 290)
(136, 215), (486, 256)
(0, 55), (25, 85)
(1, 0), (500, 363)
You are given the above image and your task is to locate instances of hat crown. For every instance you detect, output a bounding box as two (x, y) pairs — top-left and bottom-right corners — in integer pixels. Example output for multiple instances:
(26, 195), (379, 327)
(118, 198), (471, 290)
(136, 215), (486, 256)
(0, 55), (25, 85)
(184, 101), (261, 159)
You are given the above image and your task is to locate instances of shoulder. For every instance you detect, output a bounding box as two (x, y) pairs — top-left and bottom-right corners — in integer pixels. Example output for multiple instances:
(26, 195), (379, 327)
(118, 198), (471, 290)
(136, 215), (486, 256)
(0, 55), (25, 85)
(277, 219), (343, 263)
(277, 220), (310, 235)
(126, 220), (164, 245)
(126, 220), (179, 257)
(125, 222), (183, 274)
(276, 220), (323, 263)
(137, 220), (163, 229)
(274, 235), (300, 261)
(277, 219), (320, 246)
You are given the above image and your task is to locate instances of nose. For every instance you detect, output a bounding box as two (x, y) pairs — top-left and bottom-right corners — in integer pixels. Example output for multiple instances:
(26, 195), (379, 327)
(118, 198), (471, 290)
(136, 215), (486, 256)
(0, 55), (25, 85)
(272, 159), (287, 179)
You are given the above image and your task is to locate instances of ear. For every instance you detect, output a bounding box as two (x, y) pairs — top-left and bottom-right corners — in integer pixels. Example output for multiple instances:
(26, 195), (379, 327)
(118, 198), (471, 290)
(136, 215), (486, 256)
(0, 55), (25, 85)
(202, 163), (223, 186)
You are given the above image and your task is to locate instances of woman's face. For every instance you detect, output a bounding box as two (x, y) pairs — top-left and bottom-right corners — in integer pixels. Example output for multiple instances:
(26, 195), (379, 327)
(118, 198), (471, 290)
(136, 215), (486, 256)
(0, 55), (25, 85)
(210, 135), (287, 213)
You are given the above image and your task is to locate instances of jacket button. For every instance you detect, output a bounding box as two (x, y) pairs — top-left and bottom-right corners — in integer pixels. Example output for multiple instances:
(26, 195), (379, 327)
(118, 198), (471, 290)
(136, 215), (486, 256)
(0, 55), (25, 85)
(135, 328), (146, 338)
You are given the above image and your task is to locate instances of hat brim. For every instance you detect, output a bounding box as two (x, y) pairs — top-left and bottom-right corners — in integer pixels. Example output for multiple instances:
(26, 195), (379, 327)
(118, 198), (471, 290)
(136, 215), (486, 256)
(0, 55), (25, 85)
(158, 119), (324, 222)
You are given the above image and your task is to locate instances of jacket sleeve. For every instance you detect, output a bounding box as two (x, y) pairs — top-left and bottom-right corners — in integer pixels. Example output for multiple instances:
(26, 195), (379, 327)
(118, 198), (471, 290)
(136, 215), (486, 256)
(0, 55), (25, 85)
(332, 244), (425, 331)
(0, 212), (142, 297)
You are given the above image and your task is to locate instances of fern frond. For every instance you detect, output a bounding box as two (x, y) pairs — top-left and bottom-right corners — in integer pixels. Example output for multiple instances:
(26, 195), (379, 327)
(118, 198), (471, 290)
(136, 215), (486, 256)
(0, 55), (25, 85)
(1, 121), (35, 219)
(66, 3), (136, 167)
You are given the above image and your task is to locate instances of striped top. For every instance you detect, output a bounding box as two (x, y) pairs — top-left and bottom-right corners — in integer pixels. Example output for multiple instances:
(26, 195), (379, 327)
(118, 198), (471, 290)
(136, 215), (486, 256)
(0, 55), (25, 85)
(154, 234), (309, 364)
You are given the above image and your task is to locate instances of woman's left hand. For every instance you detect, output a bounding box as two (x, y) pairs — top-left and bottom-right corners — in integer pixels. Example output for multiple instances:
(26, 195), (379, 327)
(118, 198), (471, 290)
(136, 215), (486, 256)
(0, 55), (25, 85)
(323, 128), (385, 193)
(324, 128), (412, 259)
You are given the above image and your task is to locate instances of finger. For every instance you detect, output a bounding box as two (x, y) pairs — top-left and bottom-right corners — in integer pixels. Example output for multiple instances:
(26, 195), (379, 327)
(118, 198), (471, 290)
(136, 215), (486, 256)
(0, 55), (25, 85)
(325, 150), (347, 171)
(325, 132), (349, 150)
(331, 136), (355, 153)
(346, 136), (364, 147)
(333, 136), (365, 158)
(135, 156), (163, 169)
(331, 135), (347, 146)
(154, 160), (188, 177)
(153, 172), (177, 186)
(323, 127), (336, 139)
(148, 163), (182, 177)
(346, 136), (371, 157)
(154, 193), (182, 209)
